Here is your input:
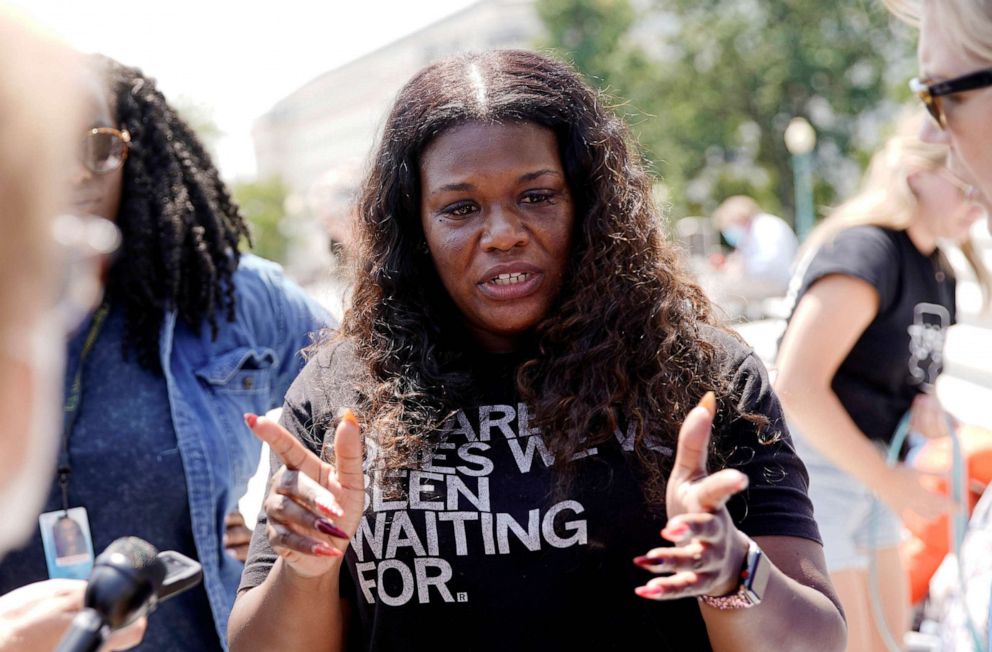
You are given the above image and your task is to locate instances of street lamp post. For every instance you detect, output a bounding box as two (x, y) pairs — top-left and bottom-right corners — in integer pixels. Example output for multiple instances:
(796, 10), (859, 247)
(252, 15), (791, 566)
(784, 117), (817, 242)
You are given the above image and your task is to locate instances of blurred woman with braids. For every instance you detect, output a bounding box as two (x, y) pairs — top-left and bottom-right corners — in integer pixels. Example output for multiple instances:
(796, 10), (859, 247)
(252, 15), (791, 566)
(0, 55), (330, 651)
(230, 49), (844, 651)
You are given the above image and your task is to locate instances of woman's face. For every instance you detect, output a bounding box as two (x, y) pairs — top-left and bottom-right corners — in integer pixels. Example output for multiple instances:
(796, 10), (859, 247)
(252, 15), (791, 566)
(69, 72), (124, 221)
(919, 4), (992, 216)
(419, 121), (574, 352)
(912, 167), (986, 243)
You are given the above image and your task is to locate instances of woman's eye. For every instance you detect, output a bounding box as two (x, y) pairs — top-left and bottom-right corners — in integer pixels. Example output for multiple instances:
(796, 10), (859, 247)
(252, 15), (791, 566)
(443, 202), (476, 217)
(522, 191), (554, 205)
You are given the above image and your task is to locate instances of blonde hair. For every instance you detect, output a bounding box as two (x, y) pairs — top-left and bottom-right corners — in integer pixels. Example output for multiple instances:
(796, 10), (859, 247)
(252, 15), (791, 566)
(885, 0), (992, 63)
(802, 111), (991, 305)
(0, 10), (81, 341)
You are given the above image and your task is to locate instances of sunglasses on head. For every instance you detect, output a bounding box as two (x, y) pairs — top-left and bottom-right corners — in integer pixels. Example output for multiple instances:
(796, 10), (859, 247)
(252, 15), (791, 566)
(80, 127), (130, 174)
(910, 68), (992, 129)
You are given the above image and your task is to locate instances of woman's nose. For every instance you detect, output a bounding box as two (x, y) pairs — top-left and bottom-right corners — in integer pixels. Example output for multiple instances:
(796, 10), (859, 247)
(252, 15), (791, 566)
(481, 205), (528, 251)
(69, 159), (93, 185)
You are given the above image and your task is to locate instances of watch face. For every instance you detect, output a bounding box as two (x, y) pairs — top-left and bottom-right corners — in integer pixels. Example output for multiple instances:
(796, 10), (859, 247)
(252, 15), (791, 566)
(744, 544), (771, 603)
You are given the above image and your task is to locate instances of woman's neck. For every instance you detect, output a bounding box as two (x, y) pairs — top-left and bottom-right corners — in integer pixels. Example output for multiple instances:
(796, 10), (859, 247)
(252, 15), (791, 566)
(904, 216), (938, 256)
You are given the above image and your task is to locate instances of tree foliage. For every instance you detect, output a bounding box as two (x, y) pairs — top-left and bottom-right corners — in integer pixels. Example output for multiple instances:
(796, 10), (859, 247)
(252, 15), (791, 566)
(231, 176), (290, 264)
(536, 0), (916, 225)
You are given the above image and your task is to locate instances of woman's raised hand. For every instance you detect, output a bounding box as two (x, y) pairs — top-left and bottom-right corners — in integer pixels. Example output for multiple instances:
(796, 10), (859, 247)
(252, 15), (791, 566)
(634, 392), (751, 600)
(244, 410), (365, 579)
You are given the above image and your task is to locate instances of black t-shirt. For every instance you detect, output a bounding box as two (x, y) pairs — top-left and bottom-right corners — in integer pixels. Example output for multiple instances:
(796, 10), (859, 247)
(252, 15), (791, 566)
(239, 331), (820, 651)
(785, 226), (956, 445)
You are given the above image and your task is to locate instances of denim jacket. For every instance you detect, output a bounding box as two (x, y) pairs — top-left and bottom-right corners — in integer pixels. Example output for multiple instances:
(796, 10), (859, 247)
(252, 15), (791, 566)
(158, 254), (332, 648)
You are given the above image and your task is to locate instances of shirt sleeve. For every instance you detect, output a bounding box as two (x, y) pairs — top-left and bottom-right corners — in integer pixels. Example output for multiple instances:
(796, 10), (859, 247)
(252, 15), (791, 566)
(718, 346), (822, 545)
(800, 226), (900, 314)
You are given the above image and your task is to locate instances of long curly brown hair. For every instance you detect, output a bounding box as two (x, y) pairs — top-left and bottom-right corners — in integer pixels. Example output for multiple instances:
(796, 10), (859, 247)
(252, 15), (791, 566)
(341, 49), (750, 505)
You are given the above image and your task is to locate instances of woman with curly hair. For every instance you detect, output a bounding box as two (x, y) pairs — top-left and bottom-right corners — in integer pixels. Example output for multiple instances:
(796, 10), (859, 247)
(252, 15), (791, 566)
(0, 55), (330, 651)
(230, 50), (844, 651)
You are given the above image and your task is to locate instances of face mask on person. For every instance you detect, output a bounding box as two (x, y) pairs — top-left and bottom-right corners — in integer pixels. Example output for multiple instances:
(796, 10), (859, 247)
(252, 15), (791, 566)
(722, 225), (747, 247)
(0, 320), (65, 555)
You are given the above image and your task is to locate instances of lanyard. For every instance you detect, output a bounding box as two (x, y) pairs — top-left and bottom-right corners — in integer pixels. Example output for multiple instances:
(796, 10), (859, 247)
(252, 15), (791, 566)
(57, 302), (110, 513)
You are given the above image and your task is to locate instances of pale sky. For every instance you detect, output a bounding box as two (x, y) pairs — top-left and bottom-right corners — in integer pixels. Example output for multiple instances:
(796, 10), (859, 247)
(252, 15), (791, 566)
(5, 0), (478, 180)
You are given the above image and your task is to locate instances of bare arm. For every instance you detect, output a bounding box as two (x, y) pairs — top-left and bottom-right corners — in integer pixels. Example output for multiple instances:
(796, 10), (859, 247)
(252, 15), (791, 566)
(702, 535), (845, 652)
(229, 559), (345, 652)
(775, 274), (950, 521)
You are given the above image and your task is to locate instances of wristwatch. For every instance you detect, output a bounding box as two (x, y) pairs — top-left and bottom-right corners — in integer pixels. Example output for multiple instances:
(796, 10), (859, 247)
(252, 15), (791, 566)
(698, 536), (770, 609)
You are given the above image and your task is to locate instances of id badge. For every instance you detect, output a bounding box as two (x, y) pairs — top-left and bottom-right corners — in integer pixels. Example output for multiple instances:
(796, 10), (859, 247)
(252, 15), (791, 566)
(39, 507), (95, 579)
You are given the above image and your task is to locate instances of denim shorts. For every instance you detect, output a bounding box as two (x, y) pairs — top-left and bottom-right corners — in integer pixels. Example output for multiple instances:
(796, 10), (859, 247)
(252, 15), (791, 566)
(790, 424), (903, 572)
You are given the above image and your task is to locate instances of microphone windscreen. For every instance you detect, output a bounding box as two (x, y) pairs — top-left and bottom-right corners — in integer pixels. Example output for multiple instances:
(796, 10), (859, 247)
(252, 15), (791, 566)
(85, 537), (166, 629)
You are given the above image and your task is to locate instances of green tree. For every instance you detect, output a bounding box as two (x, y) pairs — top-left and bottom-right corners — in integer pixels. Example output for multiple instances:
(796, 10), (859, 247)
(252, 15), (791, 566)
(231, 177), (290, 264)
(172, 95), (223, 160)
(536, 0), (916, 226)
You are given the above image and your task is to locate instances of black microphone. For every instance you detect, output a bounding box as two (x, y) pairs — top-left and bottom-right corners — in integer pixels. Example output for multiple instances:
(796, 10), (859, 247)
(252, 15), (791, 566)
(54, 537), (166, 652)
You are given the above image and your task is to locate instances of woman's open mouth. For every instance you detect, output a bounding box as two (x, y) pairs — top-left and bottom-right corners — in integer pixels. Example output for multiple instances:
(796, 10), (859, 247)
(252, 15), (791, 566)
(479, 270), (543, 299)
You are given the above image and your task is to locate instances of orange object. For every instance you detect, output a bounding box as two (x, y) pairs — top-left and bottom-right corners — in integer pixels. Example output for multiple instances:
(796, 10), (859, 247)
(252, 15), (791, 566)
(902, 425), (992, 604)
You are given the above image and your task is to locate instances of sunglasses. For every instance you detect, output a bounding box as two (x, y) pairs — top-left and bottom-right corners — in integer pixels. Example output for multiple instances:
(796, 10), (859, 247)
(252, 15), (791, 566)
(80, 127), (131, 174)
(910, 68), (992, 129)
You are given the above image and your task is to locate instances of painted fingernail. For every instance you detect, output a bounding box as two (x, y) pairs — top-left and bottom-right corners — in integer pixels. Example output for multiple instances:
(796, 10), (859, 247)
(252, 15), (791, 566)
(244, 413), (258, 428)
(635, 585), (666, 598)
(312, 542), (340, 557)
(697, 391), (716, 416)
(316, 498), (343, 519)
(340, 408), (359, 427)
(315, 518), (349, 539)
(662, 523), (689, 541)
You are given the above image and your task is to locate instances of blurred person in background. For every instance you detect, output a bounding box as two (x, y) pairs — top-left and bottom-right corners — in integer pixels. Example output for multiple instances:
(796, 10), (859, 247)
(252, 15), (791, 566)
(885, 1), (992, 648)
(0, 54), (331, 651)
(775, 114), (988, 652)
(887, 0), (992, 213)
(708, 196), (798, 320)
(0, 9), (144, 651)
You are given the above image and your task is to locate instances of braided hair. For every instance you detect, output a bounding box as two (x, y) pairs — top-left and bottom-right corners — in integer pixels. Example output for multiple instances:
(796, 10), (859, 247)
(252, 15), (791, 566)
(93, 55), (251, 371)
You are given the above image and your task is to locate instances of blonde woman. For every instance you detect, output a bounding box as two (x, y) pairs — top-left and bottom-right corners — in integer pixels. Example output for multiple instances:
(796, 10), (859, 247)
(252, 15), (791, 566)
(886, 0), (992, 211)
(775, 115), (988, 652)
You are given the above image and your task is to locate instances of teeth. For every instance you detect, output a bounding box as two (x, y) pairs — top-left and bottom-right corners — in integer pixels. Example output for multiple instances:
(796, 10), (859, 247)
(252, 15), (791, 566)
(492, 272), (530, 285)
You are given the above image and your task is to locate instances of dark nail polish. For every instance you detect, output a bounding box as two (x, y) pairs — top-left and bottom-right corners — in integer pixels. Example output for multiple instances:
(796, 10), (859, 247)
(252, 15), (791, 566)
(316, 518), (349, 539)
(633, 555), (658, 566)
(244, 413), (258, 428)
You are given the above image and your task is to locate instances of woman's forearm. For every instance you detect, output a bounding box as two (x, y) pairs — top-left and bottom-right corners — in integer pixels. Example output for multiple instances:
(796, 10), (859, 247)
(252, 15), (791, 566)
(701, 536), (846, 652)
(776, 382), (891, 491)
(228, 558), (345, 652)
